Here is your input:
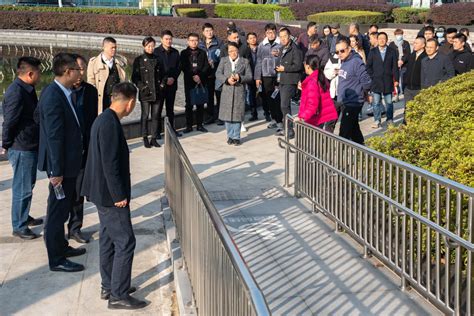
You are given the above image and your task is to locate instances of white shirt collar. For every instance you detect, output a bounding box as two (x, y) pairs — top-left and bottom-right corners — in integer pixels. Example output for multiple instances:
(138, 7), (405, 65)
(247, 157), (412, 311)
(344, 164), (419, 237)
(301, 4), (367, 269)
(229, 57), (239, 71)
(101, 53), (114, 69)
(262, 37), (280, 46)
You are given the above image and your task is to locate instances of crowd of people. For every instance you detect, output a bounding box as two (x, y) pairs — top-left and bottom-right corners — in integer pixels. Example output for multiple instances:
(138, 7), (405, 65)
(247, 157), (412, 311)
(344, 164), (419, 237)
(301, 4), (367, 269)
(1, 19), (472, 310)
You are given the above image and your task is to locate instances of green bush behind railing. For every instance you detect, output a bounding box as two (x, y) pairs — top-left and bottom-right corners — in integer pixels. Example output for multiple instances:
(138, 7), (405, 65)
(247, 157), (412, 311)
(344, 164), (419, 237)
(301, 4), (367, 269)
(392, 7), (429, 24)
(307, 10), (385, 24)
(215, 3), (295, 21)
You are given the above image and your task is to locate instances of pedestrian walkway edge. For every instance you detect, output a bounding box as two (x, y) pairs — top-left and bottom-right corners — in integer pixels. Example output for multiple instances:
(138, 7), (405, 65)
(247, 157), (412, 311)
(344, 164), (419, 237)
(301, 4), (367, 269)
(161, 196), (197, 316)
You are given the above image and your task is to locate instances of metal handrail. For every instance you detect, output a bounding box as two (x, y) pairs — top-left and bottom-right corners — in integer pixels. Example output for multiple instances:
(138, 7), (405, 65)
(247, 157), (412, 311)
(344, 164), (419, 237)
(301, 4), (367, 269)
(279, 114), (473, 316)
(164, 118), (270, 316)
(277, 137), (474, 252)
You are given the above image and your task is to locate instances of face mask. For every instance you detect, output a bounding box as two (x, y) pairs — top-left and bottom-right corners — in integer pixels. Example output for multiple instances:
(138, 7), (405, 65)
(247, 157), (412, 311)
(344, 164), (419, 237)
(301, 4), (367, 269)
(396, 35), (403, 41)
(436, 32), (444, 38)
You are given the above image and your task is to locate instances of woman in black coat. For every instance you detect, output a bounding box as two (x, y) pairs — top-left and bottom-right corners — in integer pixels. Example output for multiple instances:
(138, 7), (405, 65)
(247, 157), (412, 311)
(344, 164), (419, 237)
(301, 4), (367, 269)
(366, 32), (399, 127)
(132, 36), (164, 148)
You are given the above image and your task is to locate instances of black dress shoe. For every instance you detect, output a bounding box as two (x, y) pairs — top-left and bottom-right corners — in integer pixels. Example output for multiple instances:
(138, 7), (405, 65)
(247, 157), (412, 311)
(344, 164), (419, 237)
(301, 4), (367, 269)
(233, 139), (241, 146)
(143, 137), (151, 148)
(265, 114), (271, 122)
(65, 246), (86, 257)
(12, 228), (40, 240)
(150, 138), (161, 148)
(50, 259), (85, 272)
(196, 126), (208, 133)
(216, 119), (224, 126)
(69, 231), (89, 244)
(101, 286), (137, 300)
(27, 216), (43, 226)
(108, 295), (147, 310)
(227, 138), (233, 145)
(183, 127), (193, 134)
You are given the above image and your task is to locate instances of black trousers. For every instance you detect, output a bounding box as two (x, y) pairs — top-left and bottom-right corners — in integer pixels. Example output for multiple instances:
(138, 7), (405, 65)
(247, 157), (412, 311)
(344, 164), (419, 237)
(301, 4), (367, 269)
(339, 105), (364, 145)
(262, 77), (282, 123)
(45, 177), (75, 267)
(205, 77), (221, 119)
(247, 82), (259, 117)
(280, 83), (297, 120)
(98, 205), (136, 299)
(140, 100), (161, 139)
(184, 86), (204, 128)
(68, 168), (85, 235)
(157, 86), (177, 132)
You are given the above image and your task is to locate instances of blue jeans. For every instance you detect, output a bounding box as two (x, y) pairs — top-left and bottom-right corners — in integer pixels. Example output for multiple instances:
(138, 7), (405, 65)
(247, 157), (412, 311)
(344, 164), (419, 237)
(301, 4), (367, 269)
(8, 149), (38, 231)
(225, 122), (241, 140)
(372, 92), (393, 122)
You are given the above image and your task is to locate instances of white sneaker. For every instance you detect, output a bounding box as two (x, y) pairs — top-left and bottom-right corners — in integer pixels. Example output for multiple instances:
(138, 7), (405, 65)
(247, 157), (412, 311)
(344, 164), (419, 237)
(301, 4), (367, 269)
(267, 120), (277, 129)
(241, 123), (247, 132)
(276, 122), (284, 129)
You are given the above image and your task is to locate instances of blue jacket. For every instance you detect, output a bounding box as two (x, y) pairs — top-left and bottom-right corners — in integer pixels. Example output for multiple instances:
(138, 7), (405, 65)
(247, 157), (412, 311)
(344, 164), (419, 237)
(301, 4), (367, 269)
(337, 52), (372, 106)
(199, 36), (222, 75)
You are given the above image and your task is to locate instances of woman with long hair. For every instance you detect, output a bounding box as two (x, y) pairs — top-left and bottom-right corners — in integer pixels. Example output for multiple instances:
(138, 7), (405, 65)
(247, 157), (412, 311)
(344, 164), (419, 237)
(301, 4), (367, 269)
(349, 35), (366, 64)
(295, 55), (338, 132)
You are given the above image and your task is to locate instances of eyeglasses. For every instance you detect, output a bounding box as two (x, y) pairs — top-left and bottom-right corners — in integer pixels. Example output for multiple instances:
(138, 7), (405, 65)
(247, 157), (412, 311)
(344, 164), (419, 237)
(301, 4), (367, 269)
(335, 48), (348, 55)
(69, 68), (82, 71)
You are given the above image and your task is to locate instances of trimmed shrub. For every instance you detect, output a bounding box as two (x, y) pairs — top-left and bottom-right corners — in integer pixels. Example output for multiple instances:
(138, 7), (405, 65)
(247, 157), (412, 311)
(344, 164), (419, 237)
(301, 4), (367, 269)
(288, 2), (394, 21)
(429, 3), (474, 26)
(392, 7), (429, 24)
(307, 10), (385, 25)
(0, 5), (147, 15)
(368, 71), (474, 187)
(0, 10), (303, 40)
(176, 7), (206, 18)
(173, 4), (216, 18)
(215, 3), (295, 21)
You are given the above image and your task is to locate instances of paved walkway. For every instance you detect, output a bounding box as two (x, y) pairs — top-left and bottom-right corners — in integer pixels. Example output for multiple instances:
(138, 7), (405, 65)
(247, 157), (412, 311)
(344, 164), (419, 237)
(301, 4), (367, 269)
(0, 142), (174, 315)
(0, 99), (439, 315)
(177, 103), (440, 315)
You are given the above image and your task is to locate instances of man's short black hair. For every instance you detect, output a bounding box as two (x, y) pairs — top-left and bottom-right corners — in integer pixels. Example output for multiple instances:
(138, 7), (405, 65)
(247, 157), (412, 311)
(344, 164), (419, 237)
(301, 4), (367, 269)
(52, 53), (78, 76)
(378, 32), (388, 40)
(227, 42), (239, 50)
(369, 31), (379, 37)
(202, 23), (214, 31)
(246, 32), (257, 39)
(227, 29), (239, 36)
(264, 23), (277, 32)
(307, 22), (317, 30)
(369, 24), (379, 30)
(415, 36), (426, 43)
(161, 29), (173, 37)
(426, 38), (439, 47)
(112, 82), (137, 101)
(142, 36), (156, 47)
(70, 53), (87, 64)
(188, 33), (199, 40)
(454, 33), (467, 43)
(16, 56), (41, 75)
(336, 37), (350, 48)
(446, 27), (457, 35)
(102, 37), (117, 45)
(425, 26), (435, 34)
(279, 27), (291, 36)
(309, 35), (321, 45)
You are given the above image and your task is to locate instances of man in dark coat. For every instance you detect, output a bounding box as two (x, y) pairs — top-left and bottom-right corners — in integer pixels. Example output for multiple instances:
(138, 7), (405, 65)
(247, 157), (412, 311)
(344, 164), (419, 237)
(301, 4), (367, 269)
(388, 29), (411, 97)
(305, 35), (330, 67)
(451, 33), (474, 75)
(37, 53), (85, 272)
(2, 57), (43, 240)
(297, 21), (318, 56)
(81, 83), (146, 310)
(276, 27), (303, 137)
(421, 39), (455, 89)
(366, 32), (399, 128)
(154, 30), (181, 137)
(180, 33), (210, 133)
(66, 54), (99, 244)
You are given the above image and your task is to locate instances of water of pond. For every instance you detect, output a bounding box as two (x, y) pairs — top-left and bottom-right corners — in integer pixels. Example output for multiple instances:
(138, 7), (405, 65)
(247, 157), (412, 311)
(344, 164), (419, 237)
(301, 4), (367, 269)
(0, 45), (186, 123)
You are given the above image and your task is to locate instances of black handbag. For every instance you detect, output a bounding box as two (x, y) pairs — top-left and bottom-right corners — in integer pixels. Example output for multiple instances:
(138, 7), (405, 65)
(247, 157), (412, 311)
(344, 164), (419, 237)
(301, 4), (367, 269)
(190, 84), (208, 105)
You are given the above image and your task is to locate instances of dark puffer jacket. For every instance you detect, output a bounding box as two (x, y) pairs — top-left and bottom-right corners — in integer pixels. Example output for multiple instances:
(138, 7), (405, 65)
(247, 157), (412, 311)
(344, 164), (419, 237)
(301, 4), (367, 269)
(131, 53), (163, 102)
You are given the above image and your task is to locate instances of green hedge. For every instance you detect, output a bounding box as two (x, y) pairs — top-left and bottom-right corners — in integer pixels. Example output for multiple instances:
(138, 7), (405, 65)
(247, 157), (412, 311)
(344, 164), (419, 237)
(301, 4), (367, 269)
(392, 7), (429, 24)
(176, 7), (206, 18)
(368, 71), (474, 187)
(307, 10), (385, 24)
(215, 4), (295, 21)
(0, 5), (148, 15)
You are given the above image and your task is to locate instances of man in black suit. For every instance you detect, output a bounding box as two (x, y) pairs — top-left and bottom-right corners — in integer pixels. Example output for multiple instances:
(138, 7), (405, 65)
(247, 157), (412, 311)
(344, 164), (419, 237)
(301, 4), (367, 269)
(37, 53), (86, 272)
(81, 83), (146, 310)
(65, 54), (99, 244)
(366, 32), (399, 128)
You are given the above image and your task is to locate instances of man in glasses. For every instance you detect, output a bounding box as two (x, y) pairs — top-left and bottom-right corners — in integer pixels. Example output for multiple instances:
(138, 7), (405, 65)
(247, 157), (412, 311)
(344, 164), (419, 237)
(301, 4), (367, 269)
(335, 38), (371, 145)
(37, 53), (86, 272)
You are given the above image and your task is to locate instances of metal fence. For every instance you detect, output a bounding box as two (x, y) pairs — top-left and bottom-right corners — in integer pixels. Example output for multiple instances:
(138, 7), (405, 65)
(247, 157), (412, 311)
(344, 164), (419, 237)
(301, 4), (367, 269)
(278, 115), (473, 316)
(164, 118), (270, 316)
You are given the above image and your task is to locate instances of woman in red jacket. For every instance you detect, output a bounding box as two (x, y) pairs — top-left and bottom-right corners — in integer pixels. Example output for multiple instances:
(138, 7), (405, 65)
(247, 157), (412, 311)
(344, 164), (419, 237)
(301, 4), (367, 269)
(296, 54), (338, 132)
